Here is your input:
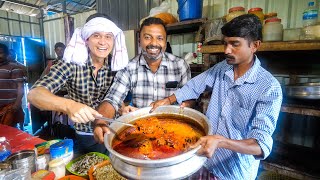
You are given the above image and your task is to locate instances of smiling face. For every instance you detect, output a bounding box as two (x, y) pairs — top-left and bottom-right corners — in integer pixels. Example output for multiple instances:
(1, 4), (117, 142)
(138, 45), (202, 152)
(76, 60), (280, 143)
(86, 32), (114, 62)
(139, 24), (167, 61)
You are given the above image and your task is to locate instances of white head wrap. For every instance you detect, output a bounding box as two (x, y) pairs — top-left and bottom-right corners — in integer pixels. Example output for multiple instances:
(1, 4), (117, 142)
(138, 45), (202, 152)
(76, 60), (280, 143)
(63, 17), (128, 71)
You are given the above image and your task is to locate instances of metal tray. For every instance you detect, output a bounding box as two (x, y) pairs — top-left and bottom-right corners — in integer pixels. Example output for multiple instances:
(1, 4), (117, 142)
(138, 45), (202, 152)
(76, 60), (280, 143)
(285, 83), (320, 99)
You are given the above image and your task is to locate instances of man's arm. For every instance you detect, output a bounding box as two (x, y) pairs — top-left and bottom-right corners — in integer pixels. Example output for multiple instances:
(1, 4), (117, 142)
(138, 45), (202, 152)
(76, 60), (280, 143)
(94, 101), (117, 143)
(190, 135), (262, 158)
(12, 81), (24, 111)
(28, 87), (101, 123)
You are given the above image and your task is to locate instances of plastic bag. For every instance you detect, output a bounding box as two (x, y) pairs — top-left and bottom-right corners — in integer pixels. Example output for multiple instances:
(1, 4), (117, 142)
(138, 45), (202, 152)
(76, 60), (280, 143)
(140, 1), (177, 25)
(149, 2), (170, 16)
(204, 18), (225, 45)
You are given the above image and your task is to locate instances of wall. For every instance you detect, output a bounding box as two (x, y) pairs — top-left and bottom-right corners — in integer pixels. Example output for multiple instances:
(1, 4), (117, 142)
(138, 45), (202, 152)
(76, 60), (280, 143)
(43, 10), (97, 59)
(0, 10), (40, 38)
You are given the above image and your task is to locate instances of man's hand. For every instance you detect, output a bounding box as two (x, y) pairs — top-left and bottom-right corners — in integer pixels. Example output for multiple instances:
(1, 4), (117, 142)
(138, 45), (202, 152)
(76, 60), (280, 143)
(93, 119), (111, 144)
(66, 100), (102, 123)
(119, 105), (139, 115)
(149, 98), (171, 113)
(189, 135), (225, 158)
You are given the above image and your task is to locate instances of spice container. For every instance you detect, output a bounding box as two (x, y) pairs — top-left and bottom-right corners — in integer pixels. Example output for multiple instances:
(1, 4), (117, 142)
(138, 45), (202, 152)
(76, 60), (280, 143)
(49, 139), (73, 164)
(263, 18), (283, 41)
(248, 7), (264, 23)
(36, 155), (48, 170)
(226, 6), (246, 22)
(48, 158), (65, 179)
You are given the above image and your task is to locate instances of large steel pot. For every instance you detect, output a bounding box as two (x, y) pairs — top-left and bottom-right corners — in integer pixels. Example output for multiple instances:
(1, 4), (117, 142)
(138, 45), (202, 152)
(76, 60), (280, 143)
(104, 105), (212, 180)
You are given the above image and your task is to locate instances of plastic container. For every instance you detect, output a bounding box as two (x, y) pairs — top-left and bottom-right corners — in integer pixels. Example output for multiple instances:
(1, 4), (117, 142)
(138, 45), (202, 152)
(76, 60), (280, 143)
(196, 42), (203, 64)
(283, 28), (301, 41)
(226, 6), (246, 22)
(302, 1), (318, 27)
(49, 139), (73, 164)
(248, 7), (264, 23)
(177, 0), (203, 21)
(263, 18), (283, 41)
(0, 137), (11, 162)
(301, 24), (320, 40)
(36, 155), (48, 170)
(48, 158), (65, 179)
(264, 12), (278, 21)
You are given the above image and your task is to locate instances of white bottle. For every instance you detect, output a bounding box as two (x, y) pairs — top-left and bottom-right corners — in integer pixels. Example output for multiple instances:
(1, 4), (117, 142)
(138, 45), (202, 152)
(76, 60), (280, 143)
(302, 1), (318, 27)
(0, 137), (11, 162)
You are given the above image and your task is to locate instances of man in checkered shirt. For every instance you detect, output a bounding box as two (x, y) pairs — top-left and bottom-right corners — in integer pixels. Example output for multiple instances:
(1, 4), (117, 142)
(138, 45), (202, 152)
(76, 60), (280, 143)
(27, 13), (128, 154)
(93, 17), (193, 143)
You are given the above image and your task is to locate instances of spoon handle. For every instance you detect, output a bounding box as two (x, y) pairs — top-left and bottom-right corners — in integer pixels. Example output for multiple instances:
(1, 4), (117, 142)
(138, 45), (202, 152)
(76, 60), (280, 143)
(95, 116), (135, 127)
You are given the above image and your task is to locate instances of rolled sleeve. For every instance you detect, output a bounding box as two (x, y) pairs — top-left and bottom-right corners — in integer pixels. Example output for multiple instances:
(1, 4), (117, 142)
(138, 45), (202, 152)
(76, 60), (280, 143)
(175, 68), (212, 104)
(247, 84), (282, 160)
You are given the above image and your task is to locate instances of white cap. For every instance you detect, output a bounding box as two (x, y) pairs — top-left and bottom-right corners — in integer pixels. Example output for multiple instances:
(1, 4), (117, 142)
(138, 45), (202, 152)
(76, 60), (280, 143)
(0, 137), (6, 142)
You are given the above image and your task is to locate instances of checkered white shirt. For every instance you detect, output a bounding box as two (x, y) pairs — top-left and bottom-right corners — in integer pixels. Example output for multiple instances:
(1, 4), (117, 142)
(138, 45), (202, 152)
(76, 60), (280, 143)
(103, 52), (191, 111)
(33, 57), (115, 133)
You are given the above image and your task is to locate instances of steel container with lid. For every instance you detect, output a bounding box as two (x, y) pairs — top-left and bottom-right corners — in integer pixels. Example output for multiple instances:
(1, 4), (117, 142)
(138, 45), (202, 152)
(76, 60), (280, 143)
(226, 6), (246, 22)
(6, 150), (36, 173)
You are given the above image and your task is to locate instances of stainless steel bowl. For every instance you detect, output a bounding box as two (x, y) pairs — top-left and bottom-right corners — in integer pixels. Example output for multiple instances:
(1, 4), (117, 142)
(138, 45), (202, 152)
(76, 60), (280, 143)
(6, 150), (36, 173)
(104, 105), (213, 180)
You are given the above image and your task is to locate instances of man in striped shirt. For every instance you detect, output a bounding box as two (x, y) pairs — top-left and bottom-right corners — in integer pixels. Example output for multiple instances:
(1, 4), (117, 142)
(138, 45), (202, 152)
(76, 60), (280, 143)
(0, 43), (25, 129)
(151, 14), (283, 180)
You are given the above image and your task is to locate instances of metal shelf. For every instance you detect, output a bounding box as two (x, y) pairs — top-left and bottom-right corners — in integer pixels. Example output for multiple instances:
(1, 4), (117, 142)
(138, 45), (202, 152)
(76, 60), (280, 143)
(166, 18), (207, 35)
(281, 104), (320, 117)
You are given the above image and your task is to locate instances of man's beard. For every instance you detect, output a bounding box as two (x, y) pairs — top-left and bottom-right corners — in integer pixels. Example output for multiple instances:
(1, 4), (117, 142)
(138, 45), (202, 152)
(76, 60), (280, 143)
(142, 45), (163, 61)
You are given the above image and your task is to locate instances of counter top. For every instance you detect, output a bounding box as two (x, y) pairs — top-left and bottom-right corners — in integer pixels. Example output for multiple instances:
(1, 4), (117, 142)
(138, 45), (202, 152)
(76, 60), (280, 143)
(0, 124), (45, 153)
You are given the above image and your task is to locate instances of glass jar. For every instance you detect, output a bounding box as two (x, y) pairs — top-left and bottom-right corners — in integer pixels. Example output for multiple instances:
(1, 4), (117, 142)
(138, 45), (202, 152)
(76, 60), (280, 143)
(48, 158), (65, 179)
(248, 7), (264, 23)
(263, 18), (283, 41)
(226, 6), (246, 22)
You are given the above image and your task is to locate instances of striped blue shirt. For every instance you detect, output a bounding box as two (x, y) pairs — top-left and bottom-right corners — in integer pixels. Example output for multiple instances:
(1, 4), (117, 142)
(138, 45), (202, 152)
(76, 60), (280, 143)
(175, 56), (282, 180)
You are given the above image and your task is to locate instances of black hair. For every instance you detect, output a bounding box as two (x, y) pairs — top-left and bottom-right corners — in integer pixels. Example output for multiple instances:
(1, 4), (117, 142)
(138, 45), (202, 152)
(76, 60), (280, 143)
(0, 43), (9, 56)
(54, 42), (66, 49)
(86, 13), (113, 23)
(221, 14), (262, 42)
(140, 17), (167, 35)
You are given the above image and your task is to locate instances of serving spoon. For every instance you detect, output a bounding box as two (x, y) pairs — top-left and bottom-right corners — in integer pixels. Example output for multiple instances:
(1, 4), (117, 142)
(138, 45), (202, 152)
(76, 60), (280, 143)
(95, 116), (135, 127)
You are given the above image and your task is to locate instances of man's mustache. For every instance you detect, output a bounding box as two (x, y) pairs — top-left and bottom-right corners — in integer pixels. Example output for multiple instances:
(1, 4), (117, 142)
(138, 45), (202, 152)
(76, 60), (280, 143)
(225, 54), (235, 59)
(146, 45), (162, 50)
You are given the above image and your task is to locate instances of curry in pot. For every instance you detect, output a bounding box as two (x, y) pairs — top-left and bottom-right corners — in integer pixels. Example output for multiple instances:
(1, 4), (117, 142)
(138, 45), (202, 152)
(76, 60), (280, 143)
(112, 115), (205, 160)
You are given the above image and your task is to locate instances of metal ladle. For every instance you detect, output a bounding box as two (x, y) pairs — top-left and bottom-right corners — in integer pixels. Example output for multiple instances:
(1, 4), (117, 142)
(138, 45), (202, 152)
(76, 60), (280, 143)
(95, 116), (135, 127)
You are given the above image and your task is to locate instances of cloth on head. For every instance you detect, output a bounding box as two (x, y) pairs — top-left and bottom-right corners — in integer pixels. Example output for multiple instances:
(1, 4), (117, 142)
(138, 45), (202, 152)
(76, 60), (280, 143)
(63, 17), (128, 71)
